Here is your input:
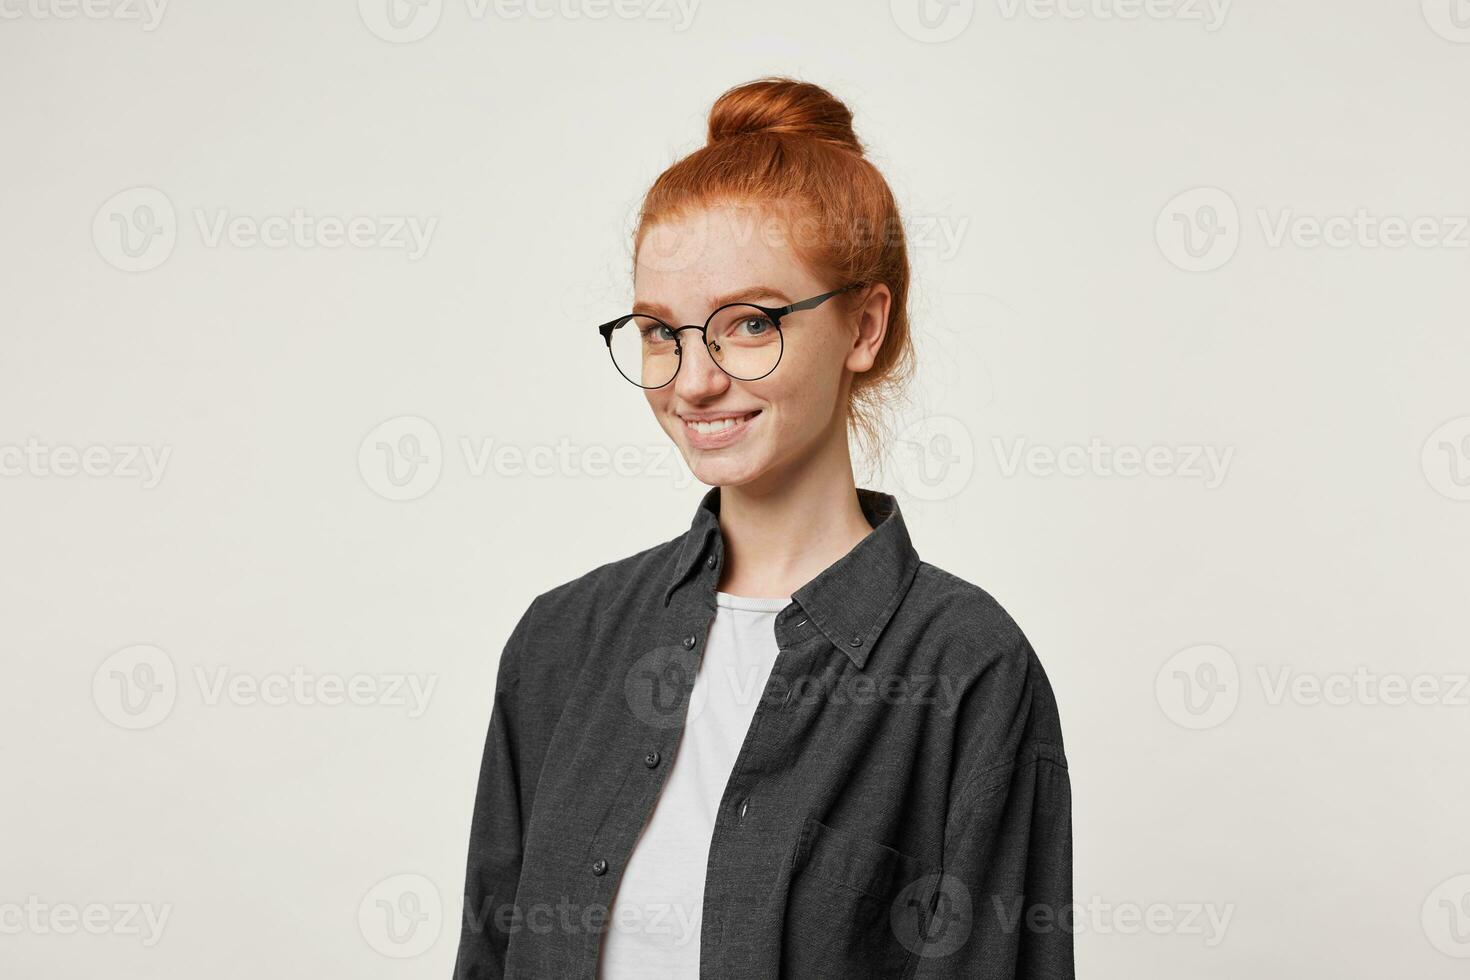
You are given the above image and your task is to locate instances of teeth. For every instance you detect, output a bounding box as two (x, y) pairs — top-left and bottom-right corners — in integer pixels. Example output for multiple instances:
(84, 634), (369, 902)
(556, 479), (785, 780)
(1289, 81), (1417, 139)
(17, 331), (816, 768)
(687, 412), (755, 434)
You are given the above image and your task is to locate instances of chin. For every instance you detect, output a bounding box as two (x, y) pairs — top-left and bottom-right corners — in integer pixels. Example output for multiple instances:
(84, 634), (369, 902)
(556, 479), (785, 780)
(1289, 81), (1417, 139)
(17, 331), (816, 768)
(682, 453), (766, 490)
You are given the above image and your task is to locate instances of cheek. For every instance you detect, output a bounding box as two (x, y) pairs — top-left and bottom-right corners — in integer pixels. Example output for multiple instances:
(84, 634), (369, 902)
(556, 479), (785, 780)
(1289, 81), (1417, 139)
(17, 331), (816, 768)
(759, 359), (843, 437)
(779, 336), (846, 407)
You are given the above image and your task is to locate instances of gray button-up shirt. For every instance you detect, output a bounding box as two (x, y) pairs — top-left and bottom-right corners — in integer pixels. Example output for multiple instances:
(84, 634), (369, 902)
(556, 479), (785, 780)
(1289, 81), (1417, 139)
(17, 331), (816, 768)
(453, 486), (1073, 979)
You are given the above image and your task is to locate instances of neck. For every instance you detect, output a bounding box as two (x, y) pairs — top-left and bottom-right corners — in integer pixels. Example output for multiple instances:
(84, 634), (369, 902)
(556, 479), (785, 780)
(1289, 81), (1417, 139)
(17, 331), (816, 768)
(712, 435), (875, 600)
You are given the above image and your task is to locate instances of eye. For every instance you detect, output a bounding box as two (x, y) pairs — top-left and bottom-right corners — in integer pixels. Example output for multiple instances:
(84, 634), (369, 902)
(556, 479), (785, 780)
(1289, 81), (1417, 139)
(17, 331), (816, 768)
(736, 315), (773, 336)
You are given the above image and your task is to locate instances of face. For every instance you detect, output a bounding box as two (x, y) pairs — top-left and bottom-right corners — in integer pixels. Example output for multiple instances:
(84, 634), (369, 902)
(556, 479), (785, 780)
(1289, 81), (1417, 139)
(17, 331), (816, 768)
(631, 202), (889, 493)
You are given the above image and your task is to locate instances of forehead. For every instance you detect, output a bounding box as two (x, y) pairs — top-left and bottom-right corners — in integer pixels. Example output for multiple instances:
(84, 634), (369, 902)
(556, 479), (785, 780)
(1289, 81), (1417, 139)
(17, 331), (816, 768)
(633, 203), (815, 304)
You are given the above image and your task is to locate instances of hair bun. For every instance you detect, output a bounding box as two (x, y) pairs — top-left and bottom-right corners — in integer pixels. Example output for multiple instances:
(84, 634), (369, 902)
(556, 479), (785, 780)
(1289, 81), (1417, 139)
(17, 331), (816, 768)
(707, 77), (863, 153)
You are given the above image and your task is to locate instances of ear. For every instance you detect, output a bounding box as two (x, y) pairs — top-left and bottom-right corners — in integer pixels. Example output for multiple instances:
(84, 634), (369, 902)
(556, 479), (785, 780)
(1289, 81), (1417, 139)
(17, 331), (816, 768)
(844, 283), (893, 374)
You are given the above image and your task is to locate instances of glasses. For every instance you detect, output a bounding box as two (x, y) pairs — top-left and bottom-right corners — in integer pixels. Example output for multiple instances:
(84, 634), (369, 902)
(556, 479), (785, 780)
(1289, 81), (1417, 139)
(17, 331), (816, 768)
(597, 283), (863, 389)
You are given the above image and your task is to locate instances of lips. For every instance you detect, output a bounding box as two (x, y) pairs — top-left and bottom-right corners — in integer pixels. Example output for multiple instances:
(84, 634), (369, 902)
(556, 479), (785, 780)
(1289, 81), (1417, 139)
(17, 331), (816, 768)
(683, 410), (760, 434)
(680, 409), (762, 448)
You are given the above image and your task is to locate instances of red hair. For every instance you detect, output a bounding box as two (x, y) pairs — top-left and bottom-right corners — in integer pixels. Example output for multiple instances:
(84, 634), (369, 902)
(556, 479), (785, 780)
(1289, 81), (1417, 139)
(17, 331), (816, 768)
(633, 76), (915, 465)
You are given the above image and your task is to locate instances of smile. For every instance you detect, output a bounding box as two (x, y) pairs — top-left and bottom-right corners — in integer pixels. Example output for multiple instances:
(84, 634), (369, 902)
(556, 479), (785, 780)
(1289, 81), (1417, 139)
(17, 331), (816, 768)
(679, 410), (762, 448)
(683, 410), (760, 434)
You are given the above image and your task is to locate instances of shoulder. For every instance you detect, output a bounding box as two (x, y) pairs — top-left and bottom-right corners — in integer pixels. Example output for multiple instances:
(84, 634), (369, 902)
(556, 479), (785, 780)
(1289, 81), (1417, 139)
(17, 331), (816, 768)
(531, 532), (683, 623)
(909, 560), (1029, 652)
(901, 559), (1066, 767)
(497, 532), (687, 682)
(902, 560), (1042, 686)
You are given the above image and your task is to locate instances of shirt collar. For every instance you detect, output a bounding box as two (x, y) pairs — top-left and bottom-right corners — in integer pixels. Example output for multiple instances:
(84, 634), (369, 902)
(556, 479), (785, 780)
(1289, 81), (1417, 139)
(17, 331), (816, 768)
(662, 485), (922, 670)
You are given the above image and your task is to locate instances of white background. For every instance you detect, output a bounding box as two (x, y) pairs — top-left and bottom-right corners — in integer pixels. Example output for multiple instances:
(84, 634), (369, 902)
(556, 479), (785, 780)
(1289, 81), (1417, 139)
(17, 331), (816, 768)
(2, 0), (1468, 976)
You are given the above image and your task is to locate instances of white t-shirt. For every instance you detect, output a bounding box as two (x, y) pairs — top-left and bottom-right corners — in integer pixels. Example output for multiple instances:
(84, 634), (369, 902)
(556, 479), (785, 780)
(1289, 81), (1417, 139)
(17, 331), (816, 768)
(597, 589), (790, 979)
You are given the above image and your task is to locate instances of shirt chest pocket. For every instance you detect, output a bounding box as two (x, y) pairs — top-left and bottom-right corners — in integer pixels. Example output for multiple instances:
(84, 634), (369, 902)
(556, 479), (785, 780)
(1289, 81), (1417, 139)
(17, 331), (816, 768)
(781, 816), (933, 980)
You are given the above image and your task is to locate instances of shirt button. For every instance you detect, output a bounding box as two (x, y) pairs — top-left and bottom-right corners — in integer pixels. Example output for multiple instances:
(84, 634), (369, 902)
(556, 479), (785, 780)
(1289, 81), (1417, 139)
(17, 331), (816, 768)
(738, 797), (750, 821)
(706, 554), (717, 569)
(644, 750), (661, 768)
(849, 635), (863, 648)
(683, 634), (697, 649)
(591, 859), (608, 876)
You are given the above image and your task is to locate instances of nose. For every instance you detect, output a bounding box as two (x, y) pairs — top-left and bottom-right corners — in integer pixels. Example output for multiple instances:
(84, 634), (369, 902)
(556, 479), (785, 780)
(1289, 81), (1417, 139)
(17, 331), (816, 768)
(671, 326), (730, 399)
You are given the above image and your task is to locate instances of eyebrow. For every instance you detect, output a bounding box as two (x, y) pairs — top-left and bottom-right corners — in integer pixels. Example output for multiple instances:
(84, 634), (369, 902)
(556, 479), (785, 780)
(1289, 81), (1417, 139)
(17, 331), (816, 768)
(632, 285), (793, 321)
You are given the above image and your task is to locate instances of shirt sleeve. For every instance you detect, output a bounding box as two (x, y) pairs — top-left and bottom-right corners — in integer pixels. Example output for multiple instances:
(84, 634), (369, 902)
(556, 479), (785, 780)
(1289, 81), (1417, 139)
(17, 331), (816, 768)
(451, 595), (542, 980)
(910, 637), (1074, 979)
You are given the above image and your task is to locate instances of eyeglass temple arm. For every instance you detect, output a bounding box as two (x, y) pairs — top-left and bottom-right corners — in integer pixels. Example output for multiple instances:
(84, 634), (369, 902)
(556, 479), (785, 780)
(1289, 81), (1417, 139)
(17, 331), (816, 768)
(778, 282), (864, 316)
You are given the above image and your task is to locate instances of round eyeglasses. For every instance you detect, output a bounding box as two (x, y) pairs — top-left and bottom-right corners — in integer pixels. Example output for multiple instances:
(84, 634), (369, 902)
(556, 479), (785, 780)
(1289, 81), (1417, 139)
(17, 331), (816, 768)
(596, 283), (863, 389)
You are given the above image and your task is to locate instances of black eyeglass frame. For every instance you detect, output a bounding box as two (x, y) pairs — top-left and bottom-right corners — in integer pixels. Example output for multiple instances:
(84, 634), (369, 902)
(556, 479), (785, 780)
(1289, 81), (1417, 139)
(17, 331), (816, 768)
(597, 282), (865, 389)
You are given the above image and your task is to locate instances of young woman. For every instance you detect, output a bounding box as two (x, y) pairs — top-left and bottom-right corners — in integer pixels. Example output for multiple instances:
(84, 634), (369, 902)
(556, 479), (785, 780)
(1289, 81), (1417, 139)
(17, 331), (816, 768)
(453, 77), (1072, 980)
